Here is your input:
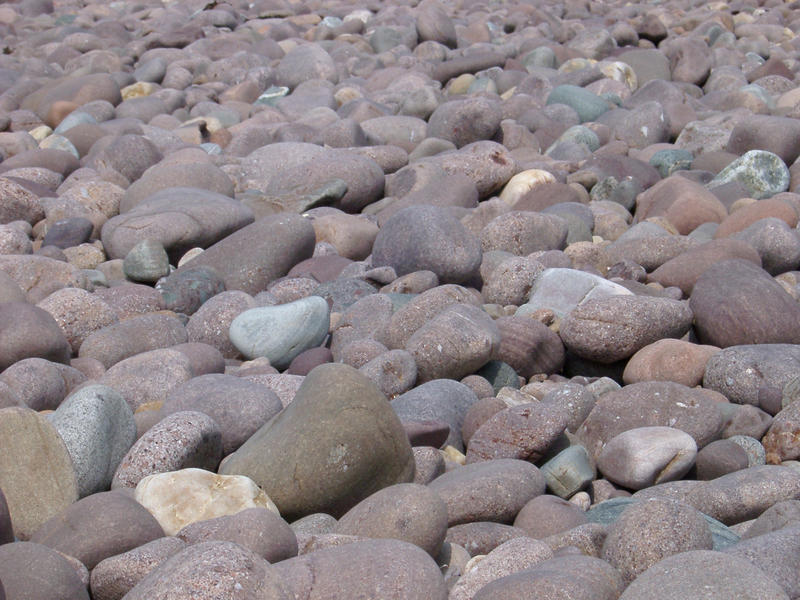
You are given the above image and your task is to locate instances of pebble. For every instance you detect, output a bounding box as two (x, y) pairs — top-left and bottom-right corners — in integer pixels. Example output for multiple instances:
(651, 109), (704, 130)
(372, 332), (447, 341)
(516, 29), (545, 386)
(229, 296), (330, 369)
(597, 427), (698, 490)
(1, 0), (800, 594)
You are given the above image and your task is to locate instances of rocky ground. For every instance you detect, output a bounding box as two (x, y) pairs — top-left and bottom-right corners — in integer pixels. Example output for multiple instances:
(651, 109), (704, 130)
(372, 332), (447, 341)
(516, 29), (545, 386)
(1, 0), (800, 598)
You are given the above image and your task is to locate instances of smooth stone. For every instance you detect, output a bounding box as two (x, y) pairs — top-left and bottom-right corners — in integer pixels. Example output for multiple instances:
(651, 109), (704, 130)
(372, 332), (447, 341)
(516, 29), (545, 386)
(121, 162), (234, 212)
(134, 468), (279, 536)
(98, 347), (194, 411)
(0, 542), (89, 600)
(480, 211), (568, 256)
(742, 500), (800, 539)
(428, 458), (546, 526)
(335, 483), (448, 556)
(696, 439), (750, 480)
(156, 265), (226, 316)
(78, 313), (187, 369)
(220, 363), (415, 521)
(481, 256), (544, 307)
(473, 555), (625, 600)
(685, 465), (800, 525)
(724, 523), (800, 599)
(575, 381), (724, 460)
(709, 150), (790, 199)
(186, 290), (257, 359)
(0, 407), (78, 539)
(159, 373), (282, 456)
(516, 268), (632, 320)
(602, 498), (713, 583)
(703, 344), (800, 414)
(41, 216), (93, 249)
(102, 187), (254, 262)
(392, 379), (479, 452)
(494, 316), (566, 379)
(634, 174), (728, 235)
(714, 197), (798, 238)
(112, 411), (222, 489)
(176, 507), (297, 563)
(690, 259), (800, 347)
(731, 217), (800, 275)
(0, 176), (44, 224)
(229, 296), (330, 370)
(726, 115), (800, 165)
(372, 205), (482, 285)
(89, 535), (187, 600)
(559, 296), (694, 364)
(273, 539), (446, 600)
(647, 238), (762, 296)
(359, 349), (417, 399)
(449, 537), (554, 600)
(623, 339), (720, 387)
(122, 238), (170, 284)
(466, 402), (569, 464)
(427, 96), (502, 148)
(0, 487), (11, 544)
(597, 427), (698, 490)
(384, 284), (479, 351)
(617, 550), (789, 600)
(29, 490), (164, 570)
(547, 85), (612, 123)
(175, 212), (316, 295)
(0, 301), (70, 369)
(539, 444), (596, 498)
(123, 541), (291, 600)
(513, 495), (589, 539)
(48, 384), (136, 498)
(406, 303), (500, 383)
(37, 286), (119, 354)
(0, 356), (73, 411)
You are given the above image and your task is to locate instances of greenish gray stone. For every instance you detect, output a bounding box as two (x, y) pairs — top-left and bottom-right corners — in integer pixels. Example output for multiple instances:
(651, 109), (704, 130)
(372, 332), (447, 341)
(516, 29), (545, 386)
(123, 239), (170, 284)
(586, 498), (741, 550)
(783, 376), (800, 409)
(727, 435), (766, 467)
(39, 135), (79, 159)
(521, 46), (556, 70)
(709, 149), (789, 199)
(556, 125), (600, 152)
(476, 361), (520, 395)
(229, 296), (330, 369)
(157, 265), (225, 316)
(219, 363), (415, 520)
(54, 111), (97, 135)
(547, 85), (611, 123)
(649, 149), (694, 178)
(540, 444), (595, 498)
(240, 178), (348, 217)
(590, 176), (639, 211)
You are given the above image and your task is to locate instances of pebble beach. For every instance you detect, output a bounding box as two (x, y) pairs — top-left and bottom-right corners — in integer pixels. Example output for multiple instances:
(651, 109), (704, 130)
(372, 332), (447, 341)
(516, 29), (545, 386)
(2, 0), (800, 597)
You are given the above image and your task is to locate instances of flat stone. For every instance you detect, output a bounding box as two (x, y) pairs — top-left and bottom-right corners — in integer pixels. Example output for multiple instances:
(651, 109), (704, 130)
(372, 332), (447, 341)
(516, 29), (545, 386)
(0, 407), (78, 539)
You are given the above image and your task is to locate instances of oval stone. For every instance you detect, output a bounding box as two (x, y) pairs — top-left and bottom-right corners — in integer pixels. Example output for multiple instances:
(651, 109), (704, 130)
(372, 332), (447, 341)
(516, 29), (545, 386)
(229, 296), (330, 370)
(598, 427), (698, 490)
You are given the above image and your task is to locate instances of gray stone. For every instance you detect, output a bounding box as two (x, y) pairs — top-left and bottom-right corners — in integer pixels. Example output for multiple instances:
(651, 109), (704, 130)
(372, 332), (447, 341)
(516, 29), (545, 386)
(229, 296), (330, 370)
(48, 384), (136, 498)
(617, 550), (789, 600)
(516, 268), (632, 320)
(709, 150), (790, 199)
(540, 444), (596, 498)
(123, 239), (170, 284)
(597, 426), (697, 490)
(547, 85), (612, 122)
